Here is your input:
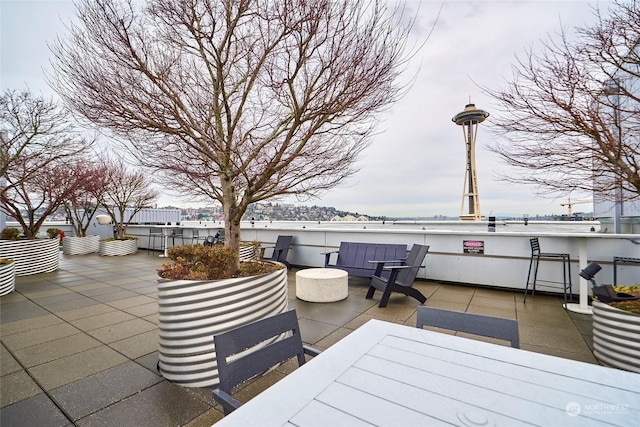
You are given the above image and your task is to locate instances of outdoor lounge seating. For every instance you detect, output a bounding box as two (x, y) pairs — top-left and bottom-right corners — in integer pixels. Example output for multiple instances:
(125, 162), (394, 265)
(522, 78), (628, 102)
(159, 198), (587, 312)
(323, 242), (407, 278)
(262, 235), (293, 268)
(416, 306), (520, 348)
(366, 244), (429, 308)
(212, 310), (320, 415)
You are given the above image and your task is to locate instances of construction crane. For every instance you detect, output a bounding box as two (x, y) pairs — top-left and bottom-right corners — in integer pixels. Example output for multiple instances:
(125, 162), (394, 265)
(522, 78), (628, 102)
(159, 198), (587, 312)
(560, 198), (592, 217)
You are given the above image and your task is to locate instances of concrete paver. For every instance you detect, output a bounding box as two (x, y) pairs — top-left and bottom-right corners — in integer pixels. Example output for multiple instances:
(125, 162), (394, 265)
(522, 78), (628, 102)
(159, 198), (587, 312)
(0, 251), (597, 426)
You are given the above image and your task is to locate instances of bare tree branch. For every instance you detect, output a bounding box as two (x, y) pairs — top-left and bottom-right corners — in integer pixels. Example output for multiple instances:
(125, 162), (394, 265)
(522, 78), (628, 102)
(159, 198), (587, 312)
(0, 89), (94, 238)
(63, 160), (112, 237)
(49, 0), (419, 261)
(483, 0), (639, 202)
(0, 89), (94, 195)
(98, 154), (159, 240)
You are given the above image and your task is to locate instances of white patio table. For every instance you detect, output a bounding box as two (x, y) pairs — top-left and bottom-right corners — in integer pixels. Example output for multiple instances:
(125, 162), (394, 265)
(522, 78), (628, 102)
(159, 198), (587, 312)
(214, 319), (640, 427)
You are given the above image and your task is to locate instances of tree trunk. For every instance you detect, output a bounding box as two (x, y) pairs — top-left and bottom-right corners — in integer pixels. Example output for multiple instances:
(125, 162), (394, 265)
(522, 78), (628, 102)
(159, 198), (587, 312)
(115, 224), (126, 240)
(221, 179), (244, 271)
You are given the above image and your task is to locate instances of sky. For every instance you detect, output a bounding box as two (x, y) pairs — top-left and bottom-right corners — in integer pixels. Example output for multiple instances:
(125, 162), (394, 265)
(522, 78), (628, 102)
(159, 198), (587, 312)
(1, 0), (607, 218)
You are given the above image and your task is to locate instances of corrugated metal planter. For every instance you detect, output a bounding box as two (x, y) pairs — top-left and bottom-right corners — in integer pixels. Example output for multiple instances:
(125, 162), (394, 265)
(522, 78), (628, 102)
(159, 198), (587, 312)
(239, 243), (260, 261)
(0, 239), (59, 276)
(0, 261), (16, 296)
(157, 264), (288, 387)
(592, 300), (640, 373)
(99, 239), (138, 256)
(63, 235), (100, 255)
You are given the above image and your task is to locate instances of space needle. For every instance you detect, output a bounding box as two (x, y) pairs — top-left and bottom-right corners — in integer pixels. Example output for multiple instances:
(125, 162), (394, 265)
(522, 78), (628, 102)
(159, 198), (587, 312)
(452, 103), (490, 221)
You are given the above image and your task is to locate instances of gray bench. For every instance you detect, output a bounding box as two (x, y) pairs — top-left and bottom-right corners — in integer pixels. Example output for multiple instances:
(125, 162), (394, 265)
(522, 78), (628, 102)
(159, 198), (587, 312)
(323, 242), (407, 278)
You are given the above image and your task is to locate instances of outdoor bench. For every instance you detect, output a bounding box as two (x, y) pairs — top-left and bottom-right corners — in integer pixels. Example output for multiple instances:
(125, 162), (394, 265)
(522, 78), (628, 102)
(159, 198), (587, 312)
(323, 242), (408, 278)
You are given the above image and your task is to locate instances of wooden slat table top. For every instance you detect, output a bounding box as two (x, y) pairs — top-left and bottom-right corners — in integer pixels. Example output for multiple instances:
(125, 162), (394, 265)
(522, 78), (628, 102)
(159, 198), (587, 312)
(214, 319), (640, 427)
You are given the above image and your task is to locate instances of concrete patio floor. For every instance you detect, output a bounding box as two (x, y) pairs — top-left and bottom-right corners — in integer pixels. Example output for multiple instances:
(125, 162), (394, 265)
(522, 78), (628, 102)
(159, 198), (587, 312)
(1, 251), (596, 426)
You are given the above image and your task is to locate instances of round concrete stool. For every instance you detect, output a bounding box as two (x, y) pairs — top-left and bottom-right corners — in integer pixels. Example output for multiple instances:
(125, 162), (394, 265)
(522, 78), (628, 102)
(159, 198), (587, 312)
(296, 268), (348, 302)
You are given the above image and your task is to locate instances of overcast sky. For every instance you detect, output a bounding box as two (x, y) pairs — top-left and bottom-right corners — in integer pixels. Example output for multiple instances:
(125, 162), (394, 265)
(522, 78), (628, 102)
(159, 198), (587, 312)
(1, 0), (606, 218)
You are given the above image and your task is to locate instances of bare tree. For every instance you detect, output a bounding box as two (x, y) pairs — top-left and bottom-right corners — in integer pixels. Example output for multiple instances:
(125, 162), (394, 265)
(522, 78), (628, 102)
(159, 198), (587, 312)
(1, 158), (87, 239)
(1, 89), (94, 238)
(483, 0), (640, 201)
(0, 89), (93, 194)
(99, 155), (159, 240)
(49, 0), (418, 263)
(63, 161), (111, 237)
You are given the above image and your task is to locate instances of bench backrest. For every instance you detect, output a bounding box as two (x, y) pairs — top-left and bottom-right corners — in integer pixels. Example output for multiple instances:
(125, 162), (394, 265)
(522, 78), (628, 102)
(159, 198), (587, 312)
(336, 242), (407, 268)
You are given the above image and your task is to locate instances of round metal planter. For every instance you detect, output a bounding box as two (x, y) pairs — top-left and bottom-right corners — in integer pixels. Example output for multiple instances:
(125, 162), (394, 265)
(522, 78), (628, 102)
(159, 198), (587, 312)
(63, 235), (100, 255)
(592, 301), (640, 373)
(157, 265), (288, 387)
(0, 261), (16, 296)
(0, 239), (59, 276)
(99, 239), (138, 256)
(239, 244), (259, 261)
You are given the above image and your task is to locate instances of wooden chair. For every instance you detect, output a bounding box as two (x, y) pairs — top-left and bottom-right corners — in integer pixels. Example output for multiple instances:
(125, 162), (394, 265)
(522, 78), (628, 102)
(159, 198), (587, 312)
(262, 235), (293, 268)
(416, 306), (520, 348)
(212, 310), (320, 415)
(366, 244), (429, 308)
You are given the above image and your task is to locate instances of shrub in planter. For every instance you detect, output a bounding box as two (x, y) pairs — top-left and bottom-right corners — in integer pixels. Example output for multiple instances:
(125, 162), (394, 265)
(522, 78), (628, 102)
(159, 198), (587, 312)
(46, 228), (62, 239)
(101, 236), (138, 242)
(47, 228), (65, 245)
(157, 244), (282, 280)
(606, 285), (640, 314)
(0, 228), (20, 241)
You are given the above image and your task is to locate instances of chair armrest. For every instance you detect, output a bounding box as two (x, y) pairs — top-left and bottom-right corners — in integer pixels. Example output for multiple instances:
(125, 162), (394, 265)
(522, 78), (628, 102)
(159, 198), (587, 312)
(367, 258), (405, 265)
(369, 258), (406, 276)
(383, 265), (424, 270)
(381, 265), (425, 274)
(303, 344), (321, 357)
(322, 250), (339, 267)
(212, 388), (243, 414)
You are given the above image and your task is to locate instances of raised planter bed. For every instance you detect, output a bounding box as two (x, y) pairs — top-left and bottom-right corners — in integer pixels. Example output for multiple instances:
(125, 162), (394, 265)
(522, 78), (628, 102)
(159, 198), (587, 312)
(0, 239), (59, 276)
(99, 239), (138, 256)
(0, 261), (16, 296)
(157, 264), (288, 387)
(63, 235), (100, 255)
(592, 300), (640, 373)
(239, 243), (260, 261)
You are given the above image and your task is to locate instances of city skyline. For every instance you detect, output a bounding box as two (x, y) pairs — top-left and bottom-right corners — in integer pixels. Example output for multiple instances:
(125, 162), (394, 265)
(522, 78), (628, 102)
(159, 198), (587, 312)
(2, 1), (605, 217)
